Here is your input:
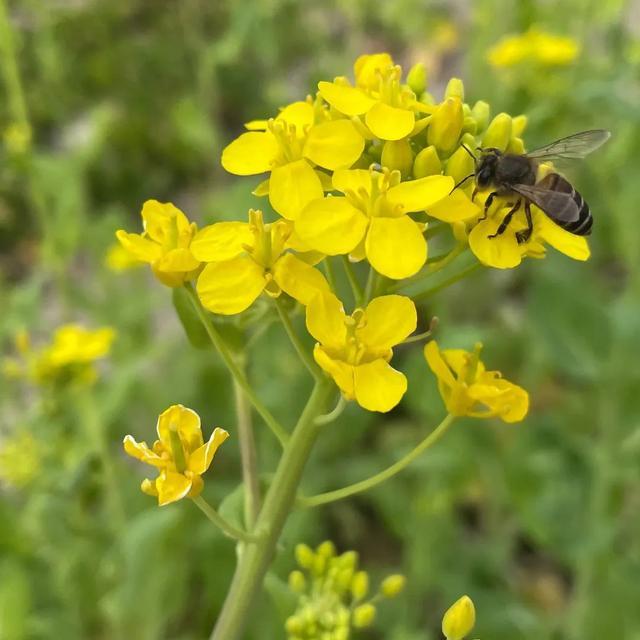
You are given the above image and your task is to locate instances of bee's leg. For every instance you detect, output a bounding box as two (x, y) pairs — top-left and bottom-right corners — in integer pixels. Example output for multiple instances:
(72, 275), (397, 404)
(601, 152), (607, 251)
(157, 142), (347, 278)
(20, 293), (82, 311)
(516, 201), (534, 244)
(478, 190), (499, 221)
(488, 199), (521, 239)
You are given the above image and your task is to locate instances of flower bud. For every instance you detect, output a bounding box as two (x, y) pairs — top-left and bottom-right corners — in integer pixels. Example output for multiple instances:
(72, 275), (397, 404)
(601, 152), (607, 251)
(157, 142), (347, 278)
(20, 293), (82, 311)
(482, 113), (512, 151)
(512, 114), (528, 137)
(445, 77), (465, 101)
(427, 97), (464, 154)
(419, 91), (435, 105)
(445, 145), (475, 184)
(470, 100), (490, 133)
(288, 570), (307, 593)
(312, 553), (327, 577)
(333, 628), (349, 640)
(507, 137), (525, 154)
(351, 570), (369, 600)
(462, 117), (477, 135)
(407, 62), (427, 95)
(413, 145), (442, 178)
(337, 550), (358, 570)
(353, 603), (376, 628)
(317, 540), (337, 559)
(381, 574), (406, 598)
(285, 615), (304, 634)
(381, 139), (414, 177)
(442, 595), (476, 640)
(295, 543), (315, 569)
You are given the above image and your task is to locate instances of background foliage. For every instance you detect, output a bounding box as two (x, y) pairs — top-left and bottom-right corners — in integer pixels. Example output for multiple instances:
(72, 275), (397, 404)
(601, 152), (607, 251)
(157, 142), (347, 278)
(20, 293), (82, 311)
(1, 0), (639, 638)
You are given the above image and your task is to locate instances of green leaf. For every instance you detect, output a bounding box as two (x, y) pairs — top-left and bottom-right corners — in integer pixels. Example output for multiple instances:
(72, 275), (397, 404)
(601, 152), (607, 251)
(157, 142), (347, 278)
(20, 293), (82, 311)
(172, 287), (210, 349)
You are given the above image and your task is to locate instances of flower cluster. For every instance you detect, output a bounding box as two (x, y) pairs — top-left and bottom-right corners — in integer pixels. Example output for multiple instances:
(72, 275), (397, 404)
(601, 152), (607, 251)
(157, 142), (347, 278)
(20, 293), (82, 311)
(123, 404), (229, 506)
(285, 541), (405, 640)
(3, 324), (115, 387)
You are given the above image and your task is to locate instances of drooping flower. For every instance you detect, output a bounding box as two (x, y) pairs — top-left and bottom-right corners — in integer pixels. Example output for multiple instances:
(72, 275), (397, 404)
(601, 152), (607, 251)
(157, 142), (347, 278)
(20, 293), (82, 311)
(318, 53), (434, 141)
(442, 595), (476, 640)
(425, 341), (529, 422)
(488, 27), (580, 68)
(123, 404), (229, 506)
(193, 210), (330, 315)
(221, 99), (364, 219)
(305, 292), (416, 412)
(116, 200), (200, 287)
(295, 167), (456, 279)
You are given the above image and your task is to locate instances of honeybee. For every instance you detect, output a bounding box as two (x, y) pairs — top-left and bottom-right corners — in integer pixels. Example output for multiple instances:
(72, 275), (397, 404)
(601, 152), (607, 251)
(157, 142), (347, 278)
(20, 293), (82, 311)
(457, 130), (611, 244)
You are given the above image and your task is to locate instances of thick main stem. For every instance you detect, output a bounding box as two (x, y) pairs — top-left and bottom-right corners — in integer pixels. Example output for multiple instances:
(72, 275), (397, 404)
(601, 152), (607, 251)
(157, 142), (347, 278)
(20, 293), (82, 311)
(210, 379), (333, 640)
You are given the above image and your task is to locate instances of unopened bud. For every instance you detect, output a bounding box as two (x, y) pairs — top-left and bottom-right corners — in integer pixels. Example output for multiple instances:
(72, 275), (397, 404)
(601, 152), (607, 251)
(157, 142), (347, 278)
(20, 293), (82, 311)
(482, 113), (512, 151)
(470, 100), (491, 133)
(288, 570), (306, 593)
(381, 574), (406, 598)
(511, 114), (528, 137)
(507, 137), (525, 154)
(445, 145), (475, 184)
(337, 550), (358, 570)
(427, 98), (464, 154)
(295, 543), (315, 569)
(285, 616), (304, 634)
(444, 77), (465, 101)
(407, 62), (428, 95)
(462, 117), (477, 135)
(413, 145), (442, 178)
(442, 595), (476, 640)
(333, 628), (349, 640)
(351, 570), (369, 600)
(317, 540), (336, 559)
(381, 139), (414, 177)
(353, 603), (376, 628)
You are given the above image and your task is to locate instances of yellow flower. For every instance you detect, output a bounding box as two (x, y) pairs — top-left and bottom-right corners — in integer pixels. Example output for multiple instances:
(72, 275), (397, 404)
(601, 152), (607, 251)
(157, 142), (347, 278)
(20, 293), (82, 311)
(123, 404), (229, 506)
(193, 209), (330, 315)
(318, 53), (433, 141)
(0, 431), (42, 488)
(425, 341), (529, 422)
(442, 595), (476, 640)
(295, 167), (455, 279)
(221, 99), (364, 220)
(488, 28), (580, 68)
(116, 200), (200, 287)
(305, 292), (416, 412)
(104, 242), (143, 272)
(427, 97), (464, 154)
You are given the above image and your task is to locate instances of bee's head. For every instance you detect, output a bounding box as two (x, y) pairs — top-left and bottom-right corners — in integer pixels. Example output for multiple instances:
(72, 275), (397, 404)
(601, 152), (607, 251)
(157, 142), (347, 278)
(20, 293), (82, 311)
(475, 148), (501, 189)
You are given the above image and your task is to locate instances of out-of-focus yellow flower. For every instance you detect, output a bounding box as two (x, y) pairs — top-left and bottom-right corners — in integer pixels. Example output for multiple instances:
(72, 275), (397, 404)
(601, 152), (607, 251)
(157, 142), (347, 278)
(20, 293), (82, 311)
(0, 432), (42, 488)
(221, 99), (364, 219)
(425, 341), (529, 422)
(306, 292), (416, 412)
(104, 242), (143, 272)
(123, 404), (229, 506)
(116, 200), (200, 287)
(442, 595), (476, 640)
(295, 167), (454, 279)
(488, 28), (580, 68)
(193, 209), (330, 315)
(318, 53), (434, 141)
(3, 122), (32, 154)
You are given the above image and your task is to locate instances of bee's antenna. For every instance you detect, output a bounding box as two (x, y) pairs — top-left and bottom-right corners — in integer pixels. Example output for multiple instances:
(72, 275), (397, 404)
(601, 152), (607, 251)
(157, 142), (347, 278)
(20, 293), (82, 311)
(461, 143), (477, 161)
(450, 173), (475, 194)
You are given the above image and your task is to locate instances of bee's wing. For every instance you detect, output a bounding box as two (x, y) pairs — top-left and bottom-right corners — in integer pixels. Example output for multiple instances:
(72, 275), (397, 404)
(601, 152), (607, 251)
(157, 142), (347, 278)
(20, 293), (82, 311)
(510, 182), (581, 223)
(526, 129), (611, 161)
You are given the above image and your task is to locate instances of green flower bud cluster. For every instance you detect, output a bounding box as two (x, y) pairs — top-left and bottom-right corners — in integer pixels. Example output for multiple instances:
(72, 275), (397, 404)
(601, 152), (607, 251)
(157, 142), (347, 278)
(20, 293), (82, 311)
(285, 541), (406, 640)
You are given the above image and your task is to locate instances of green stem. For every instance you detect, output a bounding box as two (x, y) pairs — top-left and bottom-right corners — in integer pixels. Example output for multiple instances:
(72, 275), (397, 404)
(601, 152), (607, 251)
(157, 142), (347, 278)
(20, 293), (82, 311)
(410, 263), (483, 301)
(323, 257), (338, 292)
(232, 376), (260, 528)
(184, 283), (288, 446)
(402, 329), (434, 345)
(315, 394), (347, 426)
(363, 267), (377, 304)
(341, 256), (363, 306)
(210, 379), (334, 640)
(274, 297), (321, 380)
(192, 495), (260, 543)
(299, 414), (456, 508)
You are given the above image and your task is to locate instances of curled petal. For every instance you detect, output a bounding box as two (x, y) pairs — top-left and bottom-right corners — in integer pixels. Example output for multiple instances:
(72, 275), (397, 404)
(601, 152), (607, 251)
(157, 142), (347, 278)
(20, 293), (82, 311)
(123, 435), (165, 468)
(188, 427), (230, 474)
(221, 131), (279, 175)
(116, 231), (162, 263)
(272, 253), (330, 306)
(314, 346), (354, 398)
(156, 248), (200, 273)
(156, 470), (192, 506)
(317, 81), (375, 116)
(303, 120), (364, 171)
(424, 341), (457, 388)
(358, 295), (417, 352)
(353, 359), (407, 412)
(305, 292), (347, 348)
(191, 222), (253, 262)
(365, 103), (415, 141)
(156, 404), (203, 453)
(269, 160), (324, 220)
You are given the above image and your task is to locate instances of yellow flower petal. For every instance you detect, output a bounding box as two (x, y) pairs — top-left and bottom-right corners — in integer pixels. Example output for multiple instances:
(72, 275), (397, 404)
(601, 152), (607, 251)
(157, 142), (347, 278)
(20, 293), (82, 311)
(296, 196), (368, 255)
(386, 175), (454, 213)
(269, 160), (324, 220)
(354, 53), (394, 89)
(303, 120), (364, 171)
(468, 216), (522, 269)
(365, 102), (415, 141)
(197, 256), (266, 315)
(188, 427), (229, 474)
(358, 295), (417, 351)
(123, 435), (165, 467)
(272, 253), (330, 306)
(314, 345), (354, 398)
(156, 248), (200, 273)
(317, 81), (376, 116)
(156, 404), (203, 451)
(365, 216), (427, 279)
(221, 131), (279, 175)
(332, 169), (372, 195)
(427, 191), (481, 222)
(116, 230), (162, 263)
(353, 359), (407, 412)
(305, 292), (347, 349)
(156, 470), (192, 506)
(536, 211), (591, 261)
(276, 101), (314, 130)
(244, 119), (268, 131)
(424, 341), (457, 388)
(191, 221), (253, 262)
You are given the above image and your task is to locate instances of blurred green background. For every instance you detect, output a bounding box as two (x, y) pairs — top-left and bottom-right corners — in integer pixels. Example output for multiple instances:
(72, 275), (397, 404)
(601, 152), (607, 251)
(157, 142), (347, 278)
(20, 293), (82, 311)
(1, 0), (639, 639)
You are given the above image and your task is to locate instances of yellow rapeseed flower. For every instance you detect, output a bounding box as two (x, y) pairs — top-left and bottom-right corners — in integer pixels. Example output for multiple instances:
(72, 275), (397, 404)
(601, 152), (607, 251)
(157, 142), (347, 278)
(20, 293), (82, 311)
(442, 595), (476, 640)
(318, 53), (434, 140)
(305, 292), (416, 412)
(295, 167), (455, 279)
(488, 27), (580, 68)
(221, 99), (364, 220)
(425, 341), (529, 422)
(116, 200), (200, 287)
(193, 209), (330, 315)
(123, 404), (229, 506)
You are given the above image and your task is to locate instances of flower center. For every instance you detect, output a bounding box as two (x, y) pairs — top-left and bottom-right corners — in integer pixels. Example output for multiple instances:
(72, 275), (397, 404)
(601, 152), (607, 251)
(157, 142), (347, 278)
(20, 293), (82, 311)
(343, 309), (367, 365)
(267, 118), (306, 164)
(342, 167), (403, 219)
(168, 422), (187, 473)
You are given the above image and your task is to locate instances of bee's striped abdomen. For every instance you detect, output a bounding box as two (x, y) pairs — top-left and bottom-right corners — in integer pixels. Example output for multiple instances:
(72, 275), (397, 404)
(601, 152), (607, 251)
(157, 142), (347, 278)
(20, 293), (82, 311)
(536, 173), (593, 236)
